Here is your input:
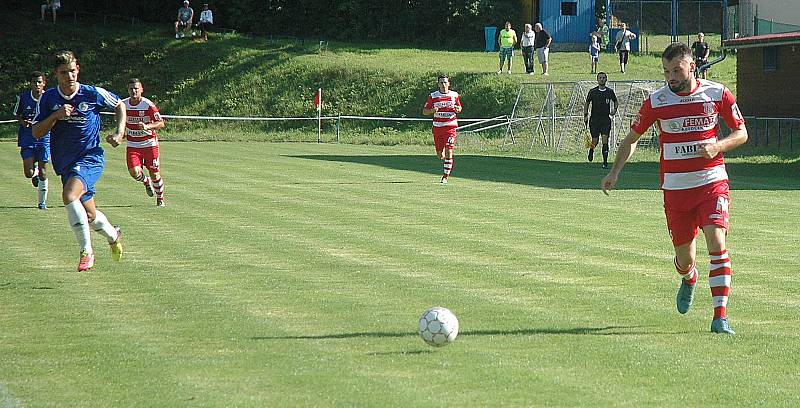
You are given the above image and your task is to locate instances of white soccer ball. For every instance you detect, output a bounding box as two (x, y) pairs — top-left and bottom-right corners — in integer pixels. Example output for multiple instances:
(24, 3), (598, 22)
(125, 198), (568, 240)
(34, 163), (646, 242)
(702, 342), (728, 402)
(418, 307), (459, 347)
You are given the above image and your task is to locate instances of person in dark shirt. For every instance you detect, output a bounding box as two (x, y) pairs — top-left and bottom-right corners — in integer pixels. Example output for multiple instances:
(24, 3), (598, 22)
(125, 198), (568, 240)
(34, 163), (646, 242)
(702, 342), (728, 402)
(533, 23), (552, 75)
(691, 32), (710, 79)
(583, 72), (618, 168)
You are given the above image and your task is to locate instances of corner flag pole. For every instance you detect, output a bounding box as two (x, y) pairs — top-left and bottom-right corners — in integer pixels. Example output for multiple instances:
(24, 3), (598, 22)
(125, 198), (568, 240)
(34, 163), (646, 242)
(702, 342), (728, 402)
(315, 88), (322, 143)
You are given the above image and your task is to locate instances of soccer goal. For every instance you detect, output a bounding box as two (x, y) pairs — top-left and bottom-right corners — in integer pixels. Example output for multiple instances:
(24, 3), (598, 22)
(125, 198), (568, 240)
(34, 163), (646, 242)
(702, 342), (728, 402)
(504, 80), (664, 154)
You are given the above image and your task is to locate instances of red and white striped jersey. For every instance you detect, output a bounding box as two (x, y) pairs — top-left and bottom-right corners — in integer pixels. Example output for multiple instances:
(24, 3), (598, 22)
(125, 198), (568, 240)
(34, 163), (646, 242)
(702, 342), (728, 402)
(123, 97), (163, 148)
(424, 90), (461, 129)
(631, 79), (745, 190)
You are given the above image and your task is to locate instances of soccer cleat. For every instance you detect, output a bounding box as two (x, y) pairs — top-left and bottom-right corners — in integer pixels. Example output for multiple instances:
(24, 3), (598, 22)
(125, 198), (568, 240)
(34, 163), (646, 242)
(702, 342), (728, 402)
(711, 318), (735, 335)
(110, 227), (123, 261)
(144, 180), (154, 197)
(38, 203), (47, 210)
(676, 279), (697, 314)
(440, 177), (448, 185)
(156, 198), (165, 207)
(588, 149), (594, 162)
(77, 251), (95, 272)
(31, 175), (39, 187)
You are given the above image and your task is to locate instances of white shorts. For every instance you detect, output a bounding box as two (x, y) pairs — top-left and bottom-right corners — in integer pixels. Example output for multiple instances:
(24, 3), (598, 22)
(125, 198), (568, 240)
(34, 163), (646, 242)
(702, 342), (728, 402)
(537, 47), (549, 64)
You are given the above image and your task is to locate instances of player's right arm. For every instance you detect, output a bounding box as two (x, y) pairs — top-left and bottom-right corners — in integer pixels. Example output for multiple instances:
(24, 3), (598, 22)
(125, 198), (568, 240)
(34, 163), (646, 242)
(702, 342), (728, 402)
(32, 99), (72, 139)
(601, 128), (642, 195)
(422, 95), (436, 116)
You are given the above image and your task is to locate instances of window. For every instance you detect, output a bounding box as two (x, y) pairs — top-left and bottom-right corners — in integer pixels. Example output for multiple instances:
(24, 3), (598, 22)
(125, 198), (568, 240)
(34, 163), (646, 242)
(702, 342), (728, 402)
(763, 46), (778, 71)
(561, 2), (577, 16)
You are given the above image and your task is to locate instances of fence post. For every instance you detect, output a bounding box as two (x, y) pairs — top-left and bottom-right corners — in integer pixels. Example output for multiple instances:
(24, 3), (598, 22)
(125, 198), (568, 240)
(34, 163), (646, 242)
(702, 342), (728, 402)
(336, 116), (341, 142)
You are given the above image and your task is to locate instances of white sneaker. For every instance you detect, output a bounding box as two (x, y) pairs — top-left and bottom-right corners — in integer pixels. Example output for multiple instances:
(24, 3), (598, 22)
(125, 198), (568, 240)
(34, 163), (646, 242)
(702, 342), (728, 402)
(496, 70), (502, 74)
(507, 70), (512, 74)
(175, 33), (180, 39)
(440, 177), (448, 185)
(528, 72), (535, 75)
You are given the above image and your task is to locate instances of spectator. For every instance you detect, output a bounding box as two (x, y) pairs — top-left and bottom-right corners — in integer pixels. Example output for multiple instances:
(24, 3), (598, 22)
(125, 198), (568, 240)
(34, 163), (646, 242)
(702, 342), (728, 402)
(692, 32), (711, 79)
(40, 0), (61, 23)
(614, 22), (637, 73)
(496, 21), (517, 74)
(520, 24), (536, 75)
(533, 23), (552, 75)
(197, 3), (213, 42)
(593, 18), (609, 52)
(175, 0), (194, 39)
(589, 34), (600, 74)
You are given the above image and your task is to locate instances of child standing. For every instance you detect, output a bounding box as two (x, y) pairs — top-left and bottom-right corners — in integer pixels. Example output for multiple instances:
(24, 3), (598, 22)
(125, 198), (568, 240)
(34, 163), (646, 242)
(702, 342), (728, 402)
(589, 35), (600, 74)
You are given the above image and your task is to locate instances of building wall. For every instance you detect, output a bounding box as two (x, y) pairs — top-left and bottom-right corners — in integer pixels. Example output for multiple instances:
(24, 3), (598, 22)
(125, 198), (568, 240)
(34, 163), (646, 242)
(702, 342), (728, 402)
(736, 44), (800, 118)
(540, 0), (595, 44)
(752, 0), (800, 26)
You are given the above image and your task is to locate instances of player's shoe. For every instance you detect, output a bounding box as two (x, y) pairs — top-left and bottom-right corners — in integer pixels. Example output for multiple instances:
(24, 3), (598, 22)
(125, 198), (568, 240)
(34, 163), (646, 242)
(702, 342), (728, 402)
(31, 174), (39, 187)
(602, 163), (609, 169)
(77, 251), (95, 272)
(144, 180), (154, 197)
(175, 33), (180, 39)
(496, 70), (502, 74)
(38, 202), (47, 210)
(588, 149), (594, 162)
(711, 318), (735, 335)
(110, 227), (123, 261)
(156, 198), (165, 207)
(676, 279), (697, 314)
(440, 177), (448, 185)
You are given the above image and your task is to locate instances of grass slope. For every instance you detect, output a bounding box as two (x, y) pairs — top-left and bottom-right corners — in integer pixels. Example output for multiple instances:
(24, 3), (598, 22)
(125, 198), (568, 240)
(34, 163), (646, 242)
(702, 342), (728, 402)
(1, 142), (798, 406)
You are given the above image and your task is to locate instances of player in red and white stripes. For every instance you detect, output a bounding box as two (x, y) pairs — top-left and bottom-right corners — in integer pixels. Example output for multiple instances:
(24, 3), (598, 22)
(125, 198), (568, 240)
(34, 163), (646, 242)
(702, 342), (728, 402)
(601, 43), (748, 334)
(107, 78), (167, 207)
(423, 75), (462, 185)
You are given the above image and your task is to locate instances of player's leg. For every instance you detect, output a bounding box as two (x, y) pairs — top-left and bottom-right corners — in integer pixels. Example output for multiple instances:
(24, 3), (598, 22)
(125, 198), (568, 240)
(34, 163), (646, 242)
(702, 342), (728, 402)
(441, 134), (456, 183)
(78, 161), (123, 262)
(144, 146), (164, 206)
(507, 50), (513, 73)
(35, 145), (50, 209)
(699, 191), (734, 334)
(666, 203), (700, 315)
(22, 153), (37, 184)
(498, 51), (505, 74)
(601, 132), (610, 168)
(63, 176), (94, 271)
(127, 148), (153, 197)
(588, 123), (600, 162)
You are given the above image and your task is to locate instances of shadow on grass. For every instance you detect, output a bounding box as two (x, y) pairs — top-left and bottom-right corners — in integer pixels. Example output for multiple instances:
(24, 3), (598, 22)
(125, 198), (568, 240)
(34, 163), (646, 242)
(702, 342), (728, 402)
(290, 154), (800, 190)
(252, 325), (660, 340)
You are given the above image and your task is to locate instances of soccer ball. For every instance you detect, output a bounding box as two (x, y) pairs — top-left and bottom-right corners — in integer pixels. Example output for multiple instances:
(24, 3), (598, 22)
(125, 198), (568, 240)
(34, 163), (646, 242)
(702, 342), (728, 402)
(418, 307), (459, 347)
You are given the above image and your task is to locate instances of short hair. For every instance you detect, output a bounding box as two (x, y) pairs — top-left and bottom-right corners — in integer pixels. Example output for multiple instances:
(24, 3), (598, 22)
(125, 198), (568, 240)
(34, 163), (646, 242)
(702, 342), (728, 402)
(437, 75), (449, 82)
(662, 42), (693, 61)
(128, 78), (142, 85)
(53, 50), (78, 68)
(597, 71), (608, 78)
(534, 23), (543, 30)
(30, 71), (44, 80)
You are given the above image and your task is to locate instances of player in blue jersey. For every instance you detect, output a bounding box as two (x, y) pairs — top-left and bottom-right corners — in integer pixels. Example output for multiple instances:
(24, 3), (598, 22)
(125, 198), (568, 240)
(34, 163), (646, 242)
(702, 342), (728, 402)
(32, 50), (126, 272)
(14, 71), (50, 210)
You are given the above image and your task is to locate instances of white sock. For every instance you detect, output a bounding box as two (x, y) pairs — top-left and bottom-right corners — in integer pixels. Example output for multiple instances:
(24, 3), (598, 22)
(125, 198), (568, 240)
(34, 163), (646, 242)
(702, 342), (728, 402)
(90, 210), (119, 243)
(66, 200), (92, 254)
(37, 178), (48, 205)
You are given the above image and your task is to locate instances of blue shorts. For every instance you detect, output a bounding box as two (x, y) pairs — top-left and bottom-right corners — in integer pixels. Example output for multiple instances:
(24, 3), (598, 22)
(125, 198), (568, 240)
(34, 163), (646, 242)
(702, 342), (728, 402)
(20, 144), (50, 163)
(61, 152), (105, 203)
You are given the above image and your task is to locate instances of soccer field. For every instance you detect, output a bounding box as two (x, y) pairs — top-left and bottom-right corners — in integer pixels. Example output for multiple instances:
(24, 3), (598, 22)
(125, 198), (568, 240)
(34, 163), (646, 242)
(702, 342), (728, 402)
(1, 141), (798, 406)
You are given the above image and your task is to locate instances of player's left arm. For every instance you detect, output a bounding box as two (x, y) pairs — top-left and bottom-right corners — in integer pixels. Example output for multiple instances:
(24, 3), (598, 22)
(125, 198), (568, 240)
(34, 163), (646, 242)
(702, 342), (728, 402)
(699, 90), (748, 158)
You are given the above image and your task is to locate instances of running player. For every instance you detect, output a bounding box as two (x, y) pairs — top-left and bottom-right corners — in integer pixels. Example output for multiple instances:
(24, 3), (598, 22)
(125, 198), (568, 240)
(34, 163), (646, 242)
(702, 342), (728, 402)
(14, 71), (50, 209)
(601, 43), (748, 334)
(423, 75), (462, 185)
(32, 50), (125, 272)
(108, 78), (166, 207)
(583, 72), (618, 168)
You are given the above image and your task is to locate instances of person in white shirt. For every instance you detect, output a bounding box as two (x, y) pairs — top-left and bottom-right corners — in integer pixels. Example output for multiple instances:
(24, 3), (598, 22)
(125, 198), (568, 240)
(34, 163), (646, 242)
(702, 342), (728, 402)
(520, 24), (536, 74)
(614, 22), (637, 73)
(198, 3), (213, 42)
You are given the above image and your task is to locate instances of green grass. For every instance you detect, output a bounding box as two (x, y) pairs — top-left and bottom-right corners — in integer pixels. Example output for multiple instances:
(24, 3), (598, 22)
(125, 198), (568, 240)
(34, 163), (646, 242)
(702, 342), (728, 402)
(1, 141), (799, 406)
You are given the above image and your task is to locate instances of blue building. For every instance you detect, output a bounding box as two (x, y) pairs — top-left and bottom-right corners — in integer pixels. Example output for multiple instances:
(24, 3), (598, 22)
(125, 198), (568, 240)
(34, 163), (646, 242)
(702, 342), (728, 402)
(537, 0), (597, 46)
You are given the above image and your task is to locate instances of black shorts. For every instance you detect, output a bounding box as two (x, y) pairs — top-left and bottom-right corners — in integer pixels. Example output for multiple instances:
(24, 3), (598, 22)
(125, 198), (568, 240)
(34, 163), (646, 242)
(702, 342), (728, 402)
(199, 22), (212, 31)
(618, 50), (630, 64)
(589, 117), (612, 139)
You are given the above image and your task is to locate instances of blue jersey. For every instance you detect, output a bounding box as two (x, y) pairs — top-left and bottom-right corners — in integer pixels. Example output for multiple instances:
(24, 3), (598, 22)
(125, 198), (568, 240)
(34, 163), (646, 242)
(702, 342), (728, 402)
(14, 91), (50, 148)
(34, 84), (121, 175)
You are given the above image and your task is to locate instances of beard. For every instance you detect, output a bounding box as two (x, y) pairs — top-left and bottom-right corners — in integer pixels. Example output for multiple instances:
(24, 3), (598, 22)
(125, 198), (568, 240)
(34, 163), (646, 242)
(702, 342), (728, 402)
(668, 79), (691, 93)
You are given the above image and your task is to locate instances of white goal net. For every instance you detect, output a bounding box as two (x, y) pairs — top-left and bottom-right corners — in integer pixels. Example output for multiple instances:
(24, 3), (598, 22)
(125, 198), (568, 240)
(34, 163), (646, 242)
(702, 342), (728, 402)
(504, 80), (665, 154)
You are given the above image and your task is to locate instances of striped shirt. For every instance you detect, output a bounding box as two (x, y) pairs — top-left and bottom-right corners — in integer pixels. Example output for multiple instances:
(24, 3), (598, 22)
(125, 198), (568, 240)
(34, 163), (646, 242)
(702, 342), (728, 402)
(631, 79), (745, 190)
(123, 97), (162, 148)
(424, 90), (461, 129)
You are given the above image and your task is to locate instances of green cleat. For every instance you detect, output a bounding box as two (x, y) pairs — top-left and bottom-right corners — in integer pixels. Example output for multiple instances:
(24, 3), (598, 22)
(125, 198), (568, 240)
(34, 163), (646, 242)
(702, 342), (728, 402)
(676, 279), (697, 314)
(711, 318), (735, 335)
(110, 227), (123, 261)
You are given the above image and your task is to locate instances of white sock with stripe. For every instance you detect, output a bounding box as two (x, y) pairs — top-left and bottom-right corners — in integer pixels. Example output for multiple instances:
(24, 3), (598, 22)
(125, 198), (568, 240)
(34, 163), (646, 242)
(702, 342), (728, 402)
(65, 200), (92, 254)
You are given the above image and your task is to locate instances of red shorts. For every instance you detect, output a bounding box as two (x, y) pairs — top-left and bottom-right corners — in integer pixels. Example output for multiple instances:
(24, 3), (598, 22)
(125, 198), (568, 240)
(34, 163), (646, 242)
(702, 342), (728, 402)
(126, 146), (161, 172)
(663, 181), (730, 247)
(433, 127), (457, 153)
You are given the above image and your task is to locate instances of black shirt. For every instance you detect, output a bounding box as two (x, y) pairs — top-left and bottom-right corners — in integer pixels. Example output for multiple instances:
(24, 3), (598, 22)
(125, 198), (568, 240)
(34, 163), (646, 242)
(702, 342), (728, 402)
(534, 29), (551, 49)
(586, 86), (618, 120)
(692, 41), (709, 60)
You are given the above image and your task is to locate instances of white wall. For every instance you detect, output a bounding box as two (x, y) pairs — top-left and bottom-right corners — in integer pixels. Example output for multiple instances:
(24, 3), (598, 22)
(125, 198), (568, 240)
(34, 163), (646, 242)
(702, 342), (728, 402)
(754, 0), (800, 26)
